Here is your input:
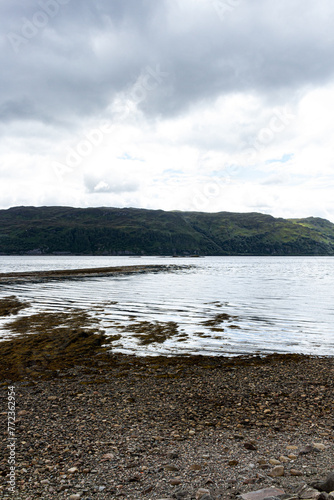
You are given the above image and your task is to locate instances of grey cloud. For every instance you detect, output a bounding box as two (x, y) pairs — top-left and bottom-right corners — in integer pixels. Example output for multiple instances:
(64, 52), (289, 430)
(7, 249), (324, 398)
(1, 0), (334, 128)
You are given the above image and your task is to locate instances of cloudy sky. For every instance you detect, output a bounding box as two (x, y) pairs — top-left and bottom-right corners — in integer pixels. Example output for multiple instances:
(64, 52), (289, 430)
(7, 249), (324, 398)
(1, 0), (334, 221)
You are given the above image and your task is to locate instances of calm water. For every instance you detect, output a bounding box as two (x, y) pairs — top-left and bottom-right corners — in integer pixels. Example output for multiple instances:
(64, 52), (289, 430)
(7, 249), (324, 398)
(0, 256), (333, 356)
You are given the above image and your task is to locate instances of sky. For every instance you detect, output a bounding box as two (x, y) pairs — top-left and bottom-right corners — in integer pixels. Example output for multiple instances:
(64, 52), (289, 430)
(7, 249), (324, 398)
(1, 0), (334, 221)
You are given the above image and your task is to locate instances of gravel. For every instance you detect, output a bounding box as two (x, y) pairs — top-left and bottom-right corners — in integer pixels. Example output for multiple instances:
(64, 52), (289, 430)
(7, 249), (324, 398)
(0, 353), (333, 499)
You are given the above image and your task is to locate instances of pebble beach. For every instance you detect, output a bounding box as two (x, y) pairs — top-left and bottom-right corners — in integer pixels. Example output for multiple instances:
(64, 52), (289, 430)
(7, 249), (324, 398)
(1, 351), (333, 499)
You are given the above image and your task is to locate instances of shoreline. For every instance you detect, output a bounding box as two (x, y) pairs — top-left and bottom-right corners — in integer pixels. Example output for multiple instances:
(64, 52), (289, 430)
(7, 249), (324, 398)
(0, 351), (333, 499)
(0, 288), (333, 498)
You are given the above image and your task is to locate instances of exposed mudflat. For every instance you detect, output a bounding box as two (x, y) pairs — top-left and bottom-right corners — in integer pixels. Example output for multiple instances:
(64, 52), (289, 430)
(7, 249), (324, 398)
(0, 264), (188, 284)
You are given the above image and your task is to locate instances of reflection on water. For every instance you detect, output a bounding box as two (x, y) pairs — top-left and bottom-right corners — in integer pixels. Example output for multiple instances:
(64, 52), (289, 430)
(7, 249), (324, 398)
(0, 256), (333, 356)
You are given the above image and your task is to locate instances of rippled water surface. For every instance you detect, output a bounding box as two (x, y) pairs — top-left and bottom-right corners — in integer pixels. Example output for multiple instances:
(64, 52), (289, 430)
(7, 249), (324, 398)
(0, 256), (333, 356)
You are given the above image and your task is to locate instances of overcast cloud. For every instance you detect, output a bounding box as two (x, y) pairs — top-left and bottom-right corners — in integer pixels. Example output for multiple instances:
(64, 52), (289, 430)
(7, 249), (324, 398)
(1, 0), (334, 220)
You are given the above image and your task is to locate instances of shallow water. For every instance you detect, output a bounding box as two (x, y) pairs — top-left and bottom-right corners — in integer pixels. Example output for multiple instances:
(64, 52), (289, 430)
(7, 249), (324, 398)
(0, 256), (333, 356)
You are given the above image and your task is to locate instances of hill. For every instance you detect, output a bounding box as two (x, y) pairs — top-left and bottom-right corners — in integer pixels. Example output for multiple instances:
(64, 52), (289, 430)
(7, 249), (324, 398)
(0, 206), (334, 256)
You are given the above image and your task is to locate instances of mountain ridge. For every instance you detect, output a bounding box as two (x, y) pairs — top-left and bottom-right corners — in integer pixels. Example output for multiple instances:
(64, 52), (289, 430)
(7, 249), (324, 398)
(0, 206), (334, 256)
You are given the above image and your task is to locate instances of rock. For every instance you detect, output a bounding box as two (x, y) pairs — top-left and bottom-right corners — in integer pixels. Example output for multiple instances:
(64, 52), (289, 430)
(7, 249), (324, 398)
(286, 446), (298, 451)
(297, 484), (322, 499)
(316, 493), (329, 500)
(100, 453), (114, 461)
(279, 456), (289, 463)
(328, 492), (334, 500)
(69, 495), (82, 500)
(268, 466), (284, 478)
(167, 451), (179, 459)
(312, 473), (334, 493)
(174, 488), (189, 499)
(240, 487), (285, 500)
(196, 489), (210, 499)
(312, 443), (326, 451)
(170, 477), (182, 485)
(68, 467), (79, 474)
(299, 444), (318, 455)
(288, 454), (298, 460)
(290, 469), (303, 476)
(245, 442), (258, 451)
(269, 459), (281, 465)
(228, 460), (239, 466)
(165, 465), (180, 472)
(190, 464), (202, 471)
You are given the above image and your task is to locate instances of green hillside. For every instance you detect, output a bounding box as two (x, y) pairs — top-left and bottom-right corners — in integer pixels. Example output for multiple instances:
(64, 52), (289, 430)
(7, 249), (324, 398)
(0, 206), (334, 256)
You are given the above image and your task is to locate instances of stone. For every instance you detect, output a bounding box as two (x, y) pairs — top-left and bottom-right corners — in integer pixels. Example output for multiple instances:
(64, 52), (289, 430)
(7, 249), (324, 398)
(196, 489), (211, 499)
(279, 456), (289, 463)
(297, 484), (321, 499)
(240, 487), (285, 500)
(69, 495), (82, 500)
(167, 451), (179, 459)
(170, 478), (182, 485)
(174, 489), (189, 499)
(245, 442), (258, 451)
(228, 460), (239, 466)
(290, 469), (303, 476)
(268, 466), (284, 478)
(269, 459), (281, 465)
(68, 467), (79, 474)
(165, 465), (179, 472)
(299, 444), (318, 455)
(328, 492), (334, 500)
(312, 473), (334, 493)
(288, 454), (298, 460)
(190, 464), (202, 471)
(100, 453), (114, 461)
(312, 443), (326, 451)
(286, 445), (298, 450)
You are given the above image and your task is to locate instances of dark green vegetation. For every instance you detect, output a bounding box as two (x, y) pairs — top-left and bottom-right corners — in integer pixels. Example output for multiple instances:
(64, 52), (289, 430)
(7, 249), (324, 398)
(1, 206), (334, 255)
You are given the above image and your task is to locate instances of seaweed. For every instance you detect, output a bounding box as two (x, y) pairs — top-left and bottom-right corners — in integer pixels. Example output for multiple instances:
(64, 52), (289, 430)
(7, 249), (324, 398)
(0, 296), (29, 317)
